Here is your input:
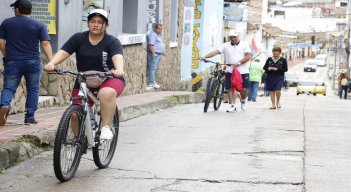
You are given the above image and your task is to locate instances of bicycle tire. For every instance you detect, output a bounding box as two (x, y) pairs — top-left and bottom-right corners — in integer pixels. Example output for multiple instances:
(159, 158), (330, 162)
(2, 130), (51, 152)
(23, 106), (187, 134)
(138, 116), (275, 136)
(204, 78), (216, 112)
(213, 80), (224, 110)
(92, 106), (119, 168)
(53, 105), (84, 182)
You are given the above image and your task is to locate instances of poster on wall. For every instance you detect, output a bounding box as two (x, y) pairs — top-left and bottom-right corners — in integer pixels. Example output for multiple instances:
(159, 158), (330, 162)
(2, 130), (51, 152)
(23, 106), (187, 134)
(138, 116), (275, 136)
(146, 0), (163, 34)
(30, 0), (57, 34)
(192, 0), (203, 92)
(82, 0), (104, 31)
(180, 0), (194, 81)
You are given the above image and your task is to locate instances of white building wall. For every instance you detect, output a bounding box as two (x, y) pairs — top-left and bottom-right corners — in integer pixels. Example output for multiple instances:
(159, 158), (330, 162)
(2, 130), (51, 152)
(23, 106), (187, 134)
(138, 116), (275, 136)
(266, 7), (347, 33)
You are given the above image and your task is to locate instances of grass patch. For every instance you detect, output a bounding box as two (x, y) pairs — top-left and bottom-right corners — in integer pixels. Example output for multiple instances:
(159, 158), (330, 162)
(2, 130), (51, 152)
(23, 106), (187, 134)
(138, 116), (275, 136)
(166, 96), (182, 105)
(16, 135), (41, 148)
(0, 167), (5, 174)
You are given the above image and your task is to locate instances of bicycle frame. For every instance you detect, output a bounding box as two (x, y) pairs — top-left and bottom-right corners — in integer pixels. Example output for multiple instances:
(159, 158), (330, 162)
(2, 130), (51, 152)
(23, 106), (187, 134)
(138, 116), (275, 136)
(50, 70), (113, 148)
(76, 82), (100, 147)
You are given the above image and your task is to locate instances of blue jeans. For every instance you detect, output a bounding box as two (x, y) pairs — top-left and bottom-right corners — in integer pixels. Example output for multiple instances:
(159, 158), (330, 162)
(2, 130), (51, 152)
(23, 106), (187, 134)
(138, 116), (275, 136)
(248, 81), (259, 101)
(147, 52), (161, 85)
(339, 85), (348, 99)
(0, 59), (43, 119)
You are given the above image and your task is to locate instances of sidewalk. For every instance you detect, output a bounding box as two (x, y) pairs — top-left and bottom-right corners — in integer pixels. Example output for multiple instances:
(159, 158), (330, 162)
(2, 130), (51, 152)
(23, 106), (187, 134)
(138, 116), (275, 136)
(0, 91), (203, 169)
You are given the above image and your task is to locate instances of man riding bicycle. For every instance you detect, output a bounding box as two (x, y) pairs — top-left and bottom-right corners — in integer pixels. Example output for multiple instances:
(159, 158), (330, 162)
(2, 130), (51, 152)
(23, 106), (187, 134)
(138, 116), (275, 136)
(45, 9), (125, 140)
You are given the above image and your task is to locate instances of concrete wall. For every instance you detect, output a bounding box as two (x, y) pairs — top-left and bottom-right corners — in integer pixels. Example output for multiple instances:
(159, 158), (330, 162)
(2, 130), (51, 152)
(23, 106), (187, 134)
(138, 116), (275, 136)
(56, 0), (82, 51)
(105, 0), (122, 35)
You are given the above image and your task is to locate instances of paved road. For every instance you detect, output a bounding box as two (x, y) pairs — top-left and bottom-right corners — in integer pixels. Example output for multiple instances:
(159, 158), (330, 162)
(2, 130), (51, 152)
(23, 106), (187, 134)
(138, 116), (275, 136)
(0, 62), (350, 192)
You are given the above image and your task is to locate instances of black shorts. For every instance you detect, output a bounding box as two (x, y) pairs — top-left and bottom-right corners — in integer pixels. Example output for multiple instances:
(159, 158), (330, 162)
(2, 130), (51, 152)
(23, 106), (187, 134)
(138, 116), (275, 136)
(241, 73), (250, 89)
(225, 73), (250, 90)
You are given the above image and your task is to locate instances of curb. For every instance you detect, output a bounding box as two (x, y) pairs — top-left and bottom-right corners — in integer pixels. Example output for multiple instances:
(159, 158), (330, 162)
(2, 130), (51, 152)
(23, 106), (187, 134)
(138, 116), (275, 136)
(0, 92), (204, 171)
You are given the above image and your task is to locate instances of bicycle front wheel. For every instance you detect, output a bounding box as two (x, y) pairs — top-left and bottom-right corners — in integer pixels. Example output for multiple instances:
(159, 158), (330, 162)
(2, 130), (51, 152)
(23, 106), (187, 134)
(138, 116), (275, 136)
(213, 80), (225, 110)
(204, 78), (216, 112)
(92, 106), (119, 168)
(53, 105), (84, 182)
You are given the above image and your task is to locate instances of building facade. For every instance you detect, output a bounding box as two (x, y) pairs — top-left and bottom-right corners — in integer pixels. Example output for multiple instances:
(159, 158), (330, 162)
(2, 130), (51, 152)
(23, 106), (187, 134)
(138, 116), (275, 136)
(0, 0), (196, 113)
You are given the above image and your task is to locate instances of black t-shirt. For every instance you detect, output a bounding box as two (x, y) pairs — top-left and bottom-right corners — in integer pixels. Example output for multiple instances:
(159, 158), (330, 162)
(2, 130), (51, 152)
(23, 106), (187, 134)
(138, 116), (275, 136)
(61, 31), (123, 72)
(263, 57), (288, 76)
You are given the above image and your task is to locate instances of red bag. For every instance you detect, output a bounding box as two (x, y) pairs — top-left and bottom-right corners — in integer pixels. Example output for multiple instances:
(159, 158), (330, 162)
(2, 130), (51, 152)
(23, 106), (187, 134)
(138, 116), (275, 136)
(231, 68), (243, 92)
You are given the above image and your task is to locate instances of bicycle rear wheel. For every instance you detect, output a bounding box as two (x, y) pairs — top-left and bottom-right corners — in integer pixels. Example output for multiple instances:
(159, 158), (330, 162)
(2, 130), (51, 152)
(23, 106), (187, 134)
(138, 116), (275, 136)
(213, 80), (225, 110)
(204, 78), (216, 112)
(92, 106), (119, 168)
(53, 105), (84, 182)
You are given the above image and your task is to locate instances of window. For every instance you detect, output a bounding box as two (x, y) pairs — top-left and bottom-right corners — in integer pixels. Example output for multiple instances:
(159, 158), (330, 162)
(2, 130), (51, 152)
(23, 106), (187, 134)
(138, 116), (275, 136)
(273, 10), (285, 19)
(118, 0), (147, 45)
(169, 0), (178, 46)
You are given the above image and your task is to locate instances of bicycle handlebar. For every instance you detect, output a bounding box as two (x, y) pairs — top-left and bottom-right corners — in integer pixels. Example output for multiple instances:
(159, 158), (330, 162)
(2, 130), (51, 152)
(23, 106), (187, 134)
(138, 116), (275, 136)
(201, 59), (219, 64)
(48, 69), (114, 78)
(200, 59), (234, 66)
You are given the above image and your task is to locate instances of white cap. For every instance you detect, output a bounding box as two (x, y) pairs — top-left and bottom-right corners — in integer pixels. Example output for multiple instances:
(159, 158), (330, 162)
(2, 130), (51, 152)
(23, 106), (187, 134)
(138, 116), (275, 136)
(88, 9), (108, 23)
(228, 30), (240, 37)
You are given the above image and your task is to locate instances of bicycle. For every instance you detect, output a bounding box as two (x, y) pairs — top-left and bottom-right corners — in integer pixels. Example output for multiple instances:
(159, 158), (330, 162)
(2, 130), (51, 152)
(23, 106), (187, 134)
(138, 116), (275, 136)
(49, 70), (120, 182)
(201, 59), (227, 112)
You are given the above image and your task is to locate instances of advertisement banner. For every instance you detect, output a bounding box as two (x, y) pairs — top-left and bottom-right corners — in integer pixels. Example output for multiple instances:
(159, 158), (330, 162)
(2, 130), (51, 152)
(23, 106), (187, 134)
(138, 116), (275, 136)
(192, 0), (204, 92)
(31, 0), (57, 34)
(180, 0), (194, 81)
(223, 6), (247, 22)
(146, 0), (162, 33)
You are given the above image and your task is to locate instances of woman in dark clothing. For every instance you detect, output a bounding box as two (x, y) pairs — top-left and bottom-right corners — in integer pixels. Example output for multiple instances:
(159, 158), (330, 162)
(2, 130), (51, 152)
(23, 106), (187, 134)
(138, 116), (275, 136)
(263, 47), (288, 109)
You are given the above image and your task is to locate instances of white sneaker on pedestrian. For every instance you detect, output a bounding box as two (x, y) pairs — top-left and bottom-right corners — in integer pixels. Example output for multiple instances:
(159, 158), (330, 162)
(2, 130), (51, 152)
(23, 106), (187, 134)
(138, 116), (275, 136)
(153, 84), (160, 89)
(226, 105), (237, 113)
(241, 101), (246, 111)
(146, 85), (154, 91)
(100, 126), (114, 140)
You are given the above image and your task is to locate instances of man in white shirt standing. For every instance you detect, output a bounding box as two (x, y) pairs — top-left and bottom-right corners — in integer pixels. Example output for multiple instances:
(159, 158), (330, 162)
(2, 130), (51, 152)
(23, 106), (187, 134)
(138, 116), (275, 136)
(201, 30), (251, 112)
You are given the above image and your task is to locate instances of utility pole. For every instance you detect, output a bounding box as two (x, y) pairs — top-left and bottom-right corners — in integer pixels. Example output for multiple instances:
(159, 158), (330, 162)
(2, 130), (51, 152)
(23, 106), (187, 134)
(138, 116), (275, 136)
(333, 35), (337, 90)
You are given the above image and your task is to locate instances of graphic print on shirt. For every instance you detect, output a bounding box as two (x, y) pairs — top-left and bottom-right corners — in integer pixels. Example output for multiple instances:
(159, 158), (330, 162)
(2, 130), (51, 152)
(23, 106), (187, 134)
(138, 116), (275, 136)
(102, 51), (109, 71)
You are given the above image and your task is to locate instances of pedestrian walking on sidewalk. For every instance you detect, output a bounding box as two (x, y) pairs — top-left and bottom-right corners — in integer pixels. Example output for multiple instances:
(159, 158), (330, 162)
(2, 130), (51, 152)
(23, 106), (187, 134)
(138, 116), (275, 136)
(200, 29), (252, 112)
(248, 56), (264, 102)
(263, 46), (288, 109)
(45, 9), (125, 140)
(0, 0), (53, 126)
(338, 70), (349, 100)
(146, 24), (165, 91)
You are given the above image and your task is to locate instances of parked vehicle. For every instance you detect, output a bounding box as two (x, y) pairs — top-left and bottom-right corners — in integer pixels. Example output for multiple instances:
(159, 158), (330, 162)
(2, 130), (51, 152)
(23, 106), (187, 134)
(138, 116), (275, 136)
(315, 54), (327, 67)
(303, 59), (317, 72)
(285, 73), (299, 87)
(296, 80), (326, 96)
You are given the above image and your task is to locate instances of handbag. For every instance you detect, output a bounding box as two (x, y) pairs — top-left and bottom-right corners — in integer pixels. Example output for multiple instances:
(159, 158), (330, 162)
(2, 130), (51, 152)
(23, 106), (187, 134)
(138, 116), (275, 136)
(84, 70), (107, 88)
(231, 68), (243, 92)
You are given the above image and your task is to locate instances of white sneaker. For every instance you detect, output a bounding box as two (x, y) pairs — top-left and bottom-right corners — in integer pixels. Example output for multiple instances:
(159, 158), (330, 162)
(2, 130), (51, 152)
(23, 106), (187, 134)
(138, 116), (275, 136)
(226, 105), (237, 113)
(153, 84), (160, 89)
(241, 101), (246, 111)
(146, 85), (154, 91)
(100, 126), (114, 140)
